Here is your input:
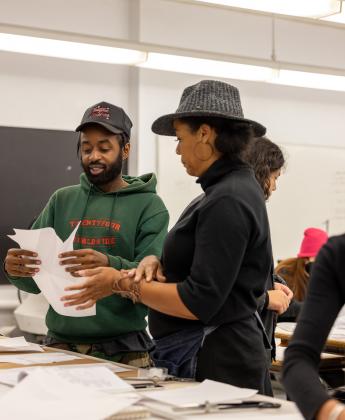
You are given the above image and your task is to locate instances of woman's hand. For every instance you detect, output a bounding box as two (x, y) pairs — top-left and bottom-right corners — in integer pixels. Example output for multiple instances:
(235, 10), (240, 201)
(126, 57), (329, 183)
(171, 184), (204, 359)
(267, 282), (293, 314)
(267, 290), (291, 314)
(125, 255), (166, 283)
(60, 267), (120, 310)
(274, 282), (293, 301)
(58, 249), (109, 277)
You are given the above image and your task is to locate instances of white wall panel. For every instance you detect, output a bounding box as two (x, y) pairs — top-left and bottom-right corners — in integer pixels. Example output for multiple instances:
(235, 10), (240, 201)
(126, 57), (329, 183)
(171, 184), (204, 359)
(0, 0), (130, 39)
(275, 18), (345, 69)
(139, 0), (273, 60)
(0, 52), (129, 130)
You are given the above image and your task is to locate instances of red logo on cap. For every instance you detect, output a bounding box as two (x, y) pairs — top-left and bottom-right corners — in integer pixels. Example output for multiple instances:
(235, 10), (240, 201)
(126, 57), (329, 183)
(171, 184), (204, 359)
(91, 106), (110, 120)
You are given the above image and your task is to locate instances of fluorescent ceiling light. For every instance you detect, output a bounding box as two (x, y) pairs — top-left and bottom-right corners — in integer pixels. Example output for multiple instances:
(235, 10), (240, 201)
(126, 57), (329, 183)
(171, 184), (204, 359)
(140, 53), (345, 92)
(2, 31), (345, 93)
(195, 0), (340, 18)
(138, 52), (275, 82)
(0, 33), (147, 65)
(271, 69), (345, 92)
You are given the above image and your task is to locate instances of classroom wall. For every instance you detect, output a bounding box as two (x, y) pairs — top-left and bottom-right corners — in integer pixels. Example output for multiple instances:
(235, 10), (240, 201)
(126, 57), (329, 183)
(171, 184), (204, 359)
(0, 51), (130, 131)
(136, 68), (345, 259)
(137, 68), (345, 175)
(1, 0), (131, 39)
(1, 0), (345, 260)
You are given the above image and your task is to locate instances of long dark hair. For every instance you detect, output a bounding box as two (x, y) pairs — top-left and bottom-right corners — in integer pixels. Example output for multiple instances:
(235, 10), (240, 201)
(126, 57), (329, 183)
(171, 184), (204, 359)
(275, 257), (309, 301)
(243, 136), (285, 199)
(178, 117), (254, 159)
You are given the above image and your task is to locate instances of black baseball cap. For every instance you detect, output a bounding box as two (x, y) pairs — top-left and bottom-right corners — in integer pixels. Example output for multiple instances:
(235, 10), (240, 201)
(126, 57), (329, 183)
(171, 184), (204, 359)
(76, 101), (132, 138)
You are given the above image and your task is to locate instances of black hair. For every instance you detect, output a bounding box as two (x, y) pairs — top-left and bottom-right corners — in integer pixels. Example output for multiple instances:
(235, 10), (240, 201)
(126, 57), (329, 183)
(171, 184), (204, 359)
(178, 116), (254, 159)
(76, 123), (130, 156)
(243, 136), (285, 199)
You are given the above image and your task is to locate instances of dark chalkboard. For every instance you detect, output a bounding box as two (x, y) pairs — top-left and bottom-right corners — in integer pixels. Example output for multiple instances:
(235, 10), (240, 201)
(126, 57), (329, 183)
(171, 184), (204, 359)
(0, 126), (81, 284)
(0, 126), (129, 284)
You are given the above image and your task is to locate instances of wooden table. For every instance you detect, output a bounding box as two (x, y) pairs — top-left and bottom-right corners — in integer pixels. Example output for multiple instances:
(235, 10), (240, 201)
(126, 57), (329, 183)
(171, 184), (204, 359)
(276, 328), (345, 352)
(274, 324), (345, 388)
(0, 343), (136, 379)
(0, 339), (303, 419)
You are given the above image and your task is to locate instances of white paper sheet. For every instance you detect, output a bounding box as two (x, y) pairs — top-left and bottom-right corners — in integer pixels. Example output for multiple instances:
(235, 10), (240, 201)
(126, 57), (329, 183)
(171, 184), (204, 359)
(8, 223), (96, 317)
(48, 365), (134, 392)
(144, 379), (257, 407)
(0, 352), (81, 365)
(276, 322), (296, 333)
(0, 336), (43, 352)
(0, 368), (140, 420)
(277, 321), (345, 341)
(0, 369), (23, 387)
(143, 400), (303, 420)
(329, 327), (345, 340)
(0, 363), (133, 387)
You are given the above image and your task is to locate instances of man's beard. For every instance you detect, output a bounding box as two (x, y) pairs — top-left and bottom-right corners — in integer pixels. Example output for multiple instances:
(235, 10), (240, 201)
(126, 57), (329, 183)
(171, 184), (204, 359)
(82, 151), (123, 186)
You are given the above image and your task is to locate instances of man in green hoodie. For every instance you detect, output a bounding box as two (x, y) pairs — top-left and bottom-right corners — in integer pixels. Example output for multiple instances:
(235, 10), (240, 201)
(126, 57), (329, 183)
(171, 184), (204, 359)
(4, 101), (169, 367)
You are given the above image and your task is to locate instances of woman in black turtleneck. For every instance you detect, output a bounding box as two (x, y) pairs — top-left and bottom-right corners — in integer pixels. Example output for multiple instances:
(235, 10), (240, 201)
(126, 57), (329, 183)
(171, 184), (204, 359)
(62, 80), (273, 394)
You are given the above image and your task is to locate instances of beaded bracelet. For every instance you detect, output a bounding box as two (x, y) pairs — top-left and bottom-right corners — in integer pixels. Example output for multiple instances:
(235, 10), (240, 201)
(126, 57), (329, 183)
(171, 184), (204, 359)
(111, 276), (141, 304)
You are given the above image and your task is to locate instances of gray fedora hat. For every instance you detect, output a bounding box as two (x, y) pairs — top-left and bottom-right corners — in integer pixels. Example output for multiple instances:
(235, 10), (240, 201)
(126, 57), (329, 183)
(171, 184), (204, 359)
(152, 80), (266, 137)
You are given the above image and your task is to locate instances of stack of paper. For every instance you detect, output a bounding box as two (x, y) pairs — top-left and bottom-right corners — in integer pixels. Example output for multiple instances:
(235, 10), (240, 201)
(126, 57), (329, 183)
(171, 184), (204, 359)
(277, 321), (345, 341)
(144, 379), (257, 406)
(141, 380), (258, 419)
(0, 336), (43, 352)
(0, 368), (140, 420)
(0, 364), (133, 388)
(47, 365), (134, 393)
(0, 351), (81, 365)
(276, 322), (296, 333)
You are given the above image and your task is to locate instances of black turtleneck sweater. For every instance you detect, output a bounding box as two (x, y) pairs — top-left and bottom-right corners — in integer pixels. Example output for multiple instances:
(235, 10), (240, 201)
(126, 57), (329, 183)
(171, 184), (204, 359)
(149, 157), (272, 338)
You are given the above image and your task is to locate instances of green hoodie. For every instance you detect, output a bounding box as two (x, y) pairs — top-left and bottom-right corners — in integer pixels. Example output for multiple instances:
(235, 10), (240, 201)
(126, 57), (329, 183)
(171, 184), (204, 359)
(8, 173), (169, 343)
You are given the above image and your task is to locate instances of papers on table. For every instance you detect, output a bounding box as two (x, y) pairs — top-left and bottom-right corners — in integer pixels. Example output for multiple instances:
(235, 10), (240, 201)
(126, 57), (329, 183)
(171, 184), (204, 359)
(8, 223), (96, 317)
(47, 365), (134, 392)
(275, 345), (286, 362)
(276, 322), (296, 333)
(0, 363), (134, 388)
(0, 352), (81, 365)
(0, 367), (302, 420)
(0, 336), (43, 352)
(275, 345), (343, 363)
(143, 400), (303, 420)
(277, 321), (345, 341)
(0, 368), (140, 420)
(331, 314), (345, 338)
(329, 327), (345, 340)
(144, 379), (257, 407)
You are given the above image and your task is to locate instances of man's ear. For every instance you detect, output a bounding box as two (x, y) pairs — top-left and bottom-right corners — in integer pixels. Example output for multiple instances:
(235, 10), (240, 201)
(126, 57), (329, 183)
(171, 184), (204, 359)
(122, 143), (130, 160)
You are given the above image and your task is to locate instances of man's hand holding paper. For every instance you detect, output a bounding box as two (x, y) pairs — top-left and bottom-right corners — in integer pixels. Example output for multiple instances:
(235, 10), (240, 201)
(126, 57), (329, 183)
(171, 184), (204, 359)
(5, 249), (41, 277)
(7, 223), (96, 317)
(58, 249), (109, 277)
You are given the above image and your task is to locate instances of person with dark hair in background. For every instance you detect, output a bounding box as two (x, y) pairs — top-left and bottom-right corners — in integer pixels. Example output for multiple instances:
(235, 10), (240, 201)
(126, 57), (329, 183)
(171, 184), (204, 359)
(4, 101), (169, 366)
(283, 234), (345, 420)
(244, 136), (285, 201)
(61, 80), (273, 394)
(275, 227), (328, 322)
(244, 136), (292, 343)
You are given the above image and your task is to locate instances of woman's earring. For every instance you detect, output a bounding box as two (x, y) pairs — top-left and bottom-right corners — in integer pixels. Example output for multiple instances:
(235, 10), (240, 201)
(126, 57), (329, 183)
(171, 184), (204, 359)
(193, 141), (214, 161)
